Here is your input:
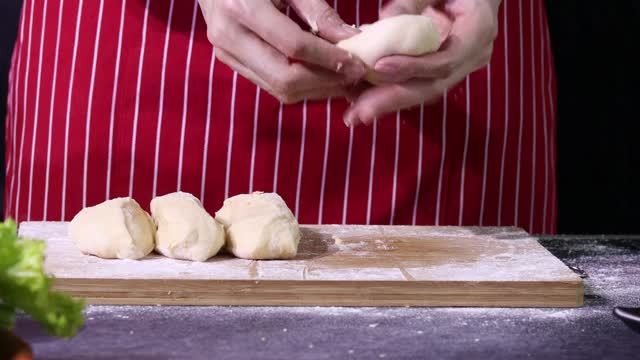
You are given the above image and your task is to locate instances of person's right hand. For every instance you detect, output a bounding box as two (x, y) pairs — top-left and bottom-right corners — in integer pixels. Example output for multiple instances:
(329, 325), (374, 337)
(199, 0), (367, 104)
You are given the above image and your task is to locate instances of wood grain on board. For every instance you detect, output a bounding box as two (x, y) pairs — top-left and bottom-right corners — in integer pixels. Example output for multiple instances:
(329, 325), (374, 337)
(19, 222), (584, 307)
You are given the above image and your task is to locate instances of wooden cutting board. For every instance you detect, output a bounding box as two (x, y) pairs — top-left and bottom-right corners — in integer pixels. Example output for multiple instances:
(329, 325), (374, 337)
(19, 222), (583, 307)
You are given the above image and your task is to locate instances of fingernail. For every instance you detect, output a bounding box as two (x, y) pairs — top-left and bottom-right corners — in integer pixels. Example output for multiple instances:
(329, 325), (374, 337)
(341, 23), (360, 36)
(343, 110), (357, 127)
(374, 60), (397, 74)
(305, 16), (319, 35)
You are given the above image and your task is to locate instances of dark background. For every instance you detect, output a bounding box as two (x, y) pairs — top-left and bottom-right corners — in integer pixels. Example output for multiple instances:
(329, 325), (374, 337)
(545, 1), (640, 234)
(1, 1), (639, 234)
(0, 1), (21, 223)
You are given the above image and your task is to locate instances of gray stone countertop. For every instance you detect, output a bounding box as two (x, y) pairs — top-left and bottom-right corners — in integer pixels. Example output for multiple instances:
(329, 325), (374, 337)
(14, 235), (640, 360)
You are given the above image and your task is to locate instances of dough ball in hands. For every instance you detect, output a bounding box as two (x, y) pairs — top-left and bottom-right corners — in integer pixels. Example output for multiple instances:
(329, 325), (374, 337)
(69, 197), (155, 260)
(215, 192), (301, 260)
(337, 11), (452, 83)
(151, 192), (225, 262)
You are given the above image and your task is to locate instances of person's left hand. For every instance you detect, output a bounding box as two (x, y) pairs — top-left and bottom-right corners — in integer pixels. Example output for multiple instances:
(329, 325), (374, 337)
(343, 0), (501, 126)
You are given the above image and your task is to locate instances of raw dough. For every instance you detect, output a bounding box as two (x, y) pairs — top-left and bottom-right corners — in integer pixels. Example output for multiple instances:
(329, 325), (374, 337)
(215, 192), (301, 260)
(337, 12), (450, 82)
(69, 197), (156, 260)
(151, 192), (225, 262)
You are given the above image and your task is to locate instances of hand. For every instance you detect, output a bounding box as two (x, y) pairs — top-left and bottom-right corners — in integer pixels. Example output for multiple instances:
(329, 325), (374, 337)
(344, 0), (500, 126)
(199, 0), (367, 103)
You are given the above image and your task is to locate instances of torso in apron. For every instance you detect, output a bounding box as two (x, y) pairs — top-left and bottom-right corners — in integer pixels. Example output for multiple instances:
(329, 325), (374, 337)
(5, 0), (558, 233)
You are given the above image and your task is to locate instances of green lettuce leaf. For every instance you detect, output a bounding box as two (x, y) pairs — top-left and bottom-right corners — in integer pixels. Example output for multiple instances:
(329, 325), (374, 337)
(0, 219), (85, 337)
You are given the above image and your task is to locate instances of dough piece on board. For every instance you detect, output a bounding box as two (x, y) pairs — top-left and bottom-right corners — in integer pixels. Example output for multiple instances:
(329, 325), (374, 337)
(69, 197), (155, 260)
(337, 12), (451, 82)
(215, 192), (301, 260)
(151, 192), (225, 262)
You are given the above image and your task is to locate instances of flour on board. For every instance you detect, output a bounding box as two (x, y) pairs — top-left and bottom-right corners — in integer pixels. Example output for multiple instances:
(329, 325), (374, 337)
(19, 222), (578, 282)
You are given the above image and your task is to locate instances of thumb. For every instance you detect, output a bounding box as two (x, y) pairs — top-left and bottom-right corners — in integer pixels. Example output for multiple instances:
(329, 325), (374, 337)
(288, 0), (360, 43)
(424, 6), (453, 46)
(380, 0), (439, 19)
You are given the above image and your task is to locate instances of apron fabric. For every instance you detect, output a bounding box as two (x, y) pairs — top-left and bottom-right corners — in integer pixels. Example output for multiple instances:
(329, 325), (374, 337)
(4, 0), (558, 233)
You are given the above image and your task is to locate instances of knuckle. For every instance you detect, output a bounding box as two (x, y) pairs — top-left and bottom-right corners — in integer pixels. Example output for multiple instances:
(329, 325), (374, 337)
(220, 0), (252, 19)
(283, 37), (309, 59)
(279, 94), (299, 105)
(206, 29), (216, 45)
(220, 0), (238, 13)
(271, 73), (299, 101)
(207, 26), (223, 45)
(271, 79), (292, 98)
(204, 13), (229, 45)
(213, 49), (229, 63)
(272, 85), (299, 104)
(433, 61), (456, 78)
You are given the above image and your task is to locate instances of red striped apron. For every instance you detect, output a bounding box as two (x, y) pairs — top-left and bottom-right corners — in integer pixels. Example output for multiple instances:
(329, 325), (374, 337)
(4, 0), (558, 233)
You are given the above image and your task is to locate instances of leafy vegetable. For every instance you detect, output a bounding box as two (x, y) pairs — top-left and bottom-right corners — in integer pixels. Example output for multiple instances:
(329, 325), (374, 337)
(0, 219), (85, 337)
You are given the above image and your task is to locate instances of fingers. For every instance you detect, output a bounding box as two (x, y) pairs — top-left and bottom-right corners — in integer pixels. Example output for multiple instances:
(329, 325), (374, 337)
(288, 0), (360, 42)
(291, 85), (350, 104)
(373, 34), (465, 83)
(206, 0), (366, 104)
(210, 13), (356, 100)
(227, 0), (365, 80)
(215, 48), (274, 93)
(380, 0), (438, 19)
(218, 48), (350, 103)
(343, 79), (445, 126)
(233, 31), (349, 92)
(424, 6), (453, 44)
(216, 27), (352, 104)
(218, 47), (351, 104)
(373, 4), (493, 84)
(344, 82), (370, 103)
